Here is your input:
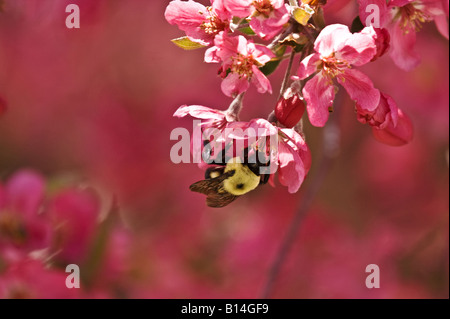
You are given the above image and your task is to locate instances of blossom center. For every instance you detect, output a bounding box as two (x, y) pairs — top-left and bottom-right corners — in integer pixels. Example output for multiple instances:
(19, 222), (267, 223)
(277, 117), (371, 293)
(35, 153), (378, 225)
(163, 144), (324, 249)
(302, 0), (326, 7)
(0, 212), (27, 245)
(319, 55), (351, 79)
(252, 0), (274, 18)
(393, 3), (431, 33)
(201, 7), (229, 35)
(230, 54), (257, 78)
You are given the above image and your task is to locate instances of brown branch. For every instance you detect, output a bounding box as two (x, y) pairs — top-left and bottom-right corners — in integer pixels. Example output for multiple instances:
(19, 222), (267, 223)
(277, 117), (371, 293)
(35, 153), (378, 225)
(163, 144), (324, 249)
(260, 93), (343, 299)
(278, 49), (297, 101)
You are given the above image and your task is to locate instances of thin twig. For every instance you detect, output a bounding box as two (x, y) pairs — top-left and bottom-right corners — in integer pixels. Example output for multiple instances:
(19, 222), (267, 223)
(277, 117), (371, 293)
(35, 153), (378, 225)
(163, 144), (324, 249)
(278, 49), (296, 100)
(268, 24), (294, 50)
(260, 94), (343, 299)
(225, 92), (245, 121)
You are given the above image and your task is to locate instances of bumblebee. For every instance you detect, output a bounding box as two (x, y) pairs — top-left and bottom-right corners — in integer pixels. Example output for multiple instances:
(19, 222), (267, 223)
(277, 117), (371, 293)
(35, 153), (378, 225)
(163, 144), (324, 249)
(189, 142), (270, 208)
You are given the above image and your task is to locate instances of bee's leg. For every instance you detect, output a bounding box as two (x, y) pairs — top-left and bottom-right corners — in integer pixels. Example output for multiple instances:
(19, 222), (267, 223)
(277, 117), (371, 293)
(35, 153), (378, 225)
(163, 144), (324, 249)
(257, 157), (272, 185)
(243, 146), (249, 163)
(260, 173), (270, 185)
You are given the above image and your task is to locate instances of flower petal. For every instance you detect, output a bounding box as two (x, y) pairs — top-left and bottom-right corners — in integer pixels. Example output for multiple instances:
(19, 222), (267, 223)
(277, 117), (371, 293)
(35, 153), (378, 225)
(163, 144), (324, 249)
(224, 0), (253, 17)
(252, 44), (275, 65)
(434, 13), (449, 39)
(388, 22), (420, 71)
(280, 128), (312, 171)
(204, 46), (221, 63)
(165, 0), (213, 45)
(251, 66), (272, 94)
(174, 105), (226, 120)
(337, 68), (380, 112)
(277, 142), (305, 193)
(314, 24), (352, 58)
(249, 4), (289, 40)
(221, 73), (250, 97)
(4, 170), (45, 218)
(356, 92), (399, 129)
(338, 27), (377, 66)
(298, 53), (321, 80)
(372, 109), (414, 146)
(303, 73), (335, 127)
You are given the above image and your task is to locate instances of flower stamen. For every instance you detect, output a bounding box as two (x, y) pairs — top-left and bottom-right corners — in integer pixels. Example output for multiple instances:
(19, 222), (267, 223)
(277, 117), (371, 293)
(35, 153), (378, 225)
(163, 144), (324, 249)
(230, 54), (258, 78)
(252, 0), (274, 18)
(319, 55), (351, 80)
(200, 7), (229, 35)
(393, 4), (431, 33)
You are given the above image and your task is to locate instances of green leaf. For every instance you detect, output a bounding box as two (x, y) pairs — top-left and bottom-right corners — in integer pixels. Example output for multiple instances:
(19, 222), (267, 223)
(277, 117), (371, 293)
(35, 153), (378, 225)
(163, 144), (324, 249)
(239, 26), (256, 36)
(274, 45), (287, 58)
(260, 59), (282, 76)
(171, 36), (207, 50)
(259, 46), (286, 76)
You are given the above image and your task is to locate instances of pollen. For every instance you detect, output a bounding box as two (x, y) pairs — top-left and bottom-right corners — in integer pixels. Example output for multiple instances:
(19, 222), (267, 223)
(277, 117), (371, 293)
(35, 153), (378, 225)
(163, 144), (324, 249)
(200, 7), (229, 35)
(252, 0), (274, 18)
(230, 54), (258, 79)
(394, 4), (431, 33)
(319, 55), (351, 80)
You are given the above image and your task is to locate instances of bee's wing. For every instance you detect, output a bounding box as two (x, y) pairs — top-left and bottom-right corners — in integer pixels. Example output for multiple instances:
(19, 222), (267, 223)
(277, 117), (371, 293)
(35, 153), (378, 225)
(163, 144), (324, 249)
(189, 170), (237, 208)
(189, 170), (234, 195)
(206, 192), (237, 208)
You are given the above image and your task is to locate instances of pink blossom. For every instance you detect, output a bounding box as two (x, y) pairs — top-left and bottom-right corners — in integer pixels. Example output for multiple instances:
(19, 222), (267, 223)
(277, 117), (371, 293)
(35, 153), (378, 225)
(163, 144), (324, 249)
(357, 92), (399, 129)
(0, 258), (79, 299)
(275, 92), (306, 128)
(358, 0), (449, 70)
(298, 24), (380, 127)
(165, 0), (232, 46)
(372, 109), (414, 146)
(236, 119), (312, 193)
(361, 27), (391, 62)
(47, 189), (100, 263)
(224, 0), (290, 40)
(174, 104), (228, 126)
(174, 105), (311, 192)
(357, 92), (414, 146)
(174, 104), (234, 167)
(205, 32), (274, 97)
(0, 171), (51, 254)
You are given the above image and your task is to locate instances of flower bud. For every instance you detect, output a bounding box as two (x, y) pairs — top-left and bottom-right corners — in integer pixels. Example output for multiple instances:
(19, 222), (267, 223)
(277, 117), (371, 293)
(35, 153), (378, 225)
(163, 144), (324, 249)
(356, 93), (398, 129)
(372, 109), (414, 146)
(275, 92), (306, 128)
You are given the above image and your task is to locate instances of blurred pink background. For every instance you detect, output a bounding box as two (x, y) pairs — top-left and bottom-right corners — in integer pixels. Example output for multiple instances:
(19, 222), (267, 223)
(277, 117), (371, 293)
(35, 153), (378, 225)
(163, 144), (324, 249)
(0, 0), (448, 298)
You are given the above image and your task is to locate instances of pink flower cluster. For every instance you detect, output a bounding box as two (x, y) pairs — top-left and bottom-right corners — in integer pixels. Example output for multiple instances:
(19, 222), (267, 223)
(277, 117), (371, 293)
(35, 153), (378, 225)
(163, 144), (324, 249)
(0, 170), (122, 298)
(358, 0), (449, 70)
(165, 0), (287, 96)
(166, 0), (447, 206)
